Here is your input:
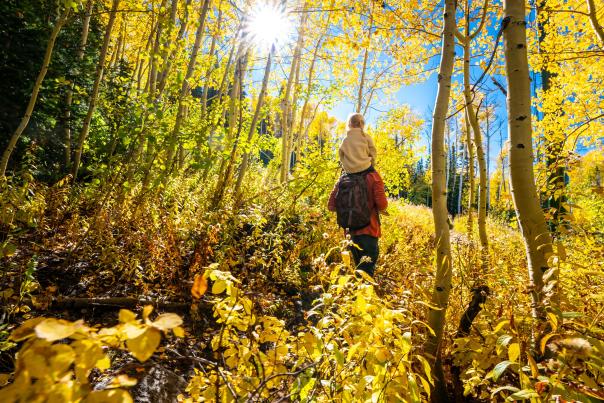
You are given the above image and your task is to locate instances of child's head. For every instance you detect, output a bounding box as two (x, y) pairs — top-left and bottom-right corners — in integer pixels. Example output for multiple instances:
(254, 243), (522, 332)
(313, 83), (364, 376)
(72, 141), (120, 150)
(346, 113), (365, 131)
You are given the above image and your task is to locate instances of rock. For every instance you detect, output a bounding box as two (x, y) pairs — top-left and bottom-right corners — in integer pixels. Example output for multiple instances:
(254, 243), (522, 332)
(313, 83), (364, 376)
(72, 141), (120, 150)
(129, 365), (187, 403)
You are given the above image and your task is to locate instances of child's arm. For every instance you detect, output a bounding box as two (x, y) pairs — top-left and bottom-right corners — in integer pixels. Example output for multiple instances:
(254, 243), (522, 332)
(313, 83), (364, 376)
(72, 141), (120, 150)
(367, 135), (377, 165)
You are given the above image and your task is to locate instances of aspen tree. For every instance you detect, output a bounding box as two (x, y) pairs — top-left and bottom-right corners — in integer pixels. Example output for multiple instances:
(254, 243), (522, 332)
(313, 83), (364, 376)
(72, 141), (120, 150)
(146, 0), (169, 98)
(356, 2), (374, 114)
(464, 110), (475, 234)
(164, 0), (211, 175)
(293, 9), (332, 153)
(280, 12), (307, 183)
(157, 0), (194, 97)
(63, 0), (92, 170)
(215, 50), (250, 202)
(201, 4), (223, 117)
(72, 0), (120, 179)
(503, 0), (553, 320)
(234, 48), (274, 200)
(0, 9), (70, 177)
(456, 0), (489, 261)
(426, 0), (456, 398)
(211, 42), (249, 207)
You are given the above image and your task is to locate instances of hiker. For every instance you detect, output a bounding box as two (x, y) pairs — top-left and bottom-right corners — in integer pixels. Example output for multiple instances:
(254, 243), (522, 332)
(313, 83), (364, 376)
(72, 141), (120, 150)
(328, 113), (388, 276)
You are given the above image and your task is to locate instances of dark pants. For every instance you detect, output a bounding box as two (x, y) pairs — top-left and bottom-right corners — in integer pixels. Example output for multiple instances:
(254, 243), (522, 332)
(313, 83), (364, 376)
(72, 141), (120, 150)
(350, 234), (379, 277)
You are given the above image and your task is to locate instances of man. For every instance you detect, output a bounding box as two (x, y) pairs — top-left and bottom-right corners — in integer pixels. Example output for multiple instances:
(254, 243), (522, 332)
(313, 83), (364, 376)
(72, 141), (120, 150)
(328, 167), (388, 276)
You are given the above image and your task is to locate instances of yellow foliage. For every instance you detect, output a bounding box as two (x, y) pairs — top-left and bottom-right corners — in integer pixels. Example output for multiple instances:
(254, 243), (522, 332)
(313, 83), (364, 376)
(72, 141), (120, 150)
(0, 308), (182, 402)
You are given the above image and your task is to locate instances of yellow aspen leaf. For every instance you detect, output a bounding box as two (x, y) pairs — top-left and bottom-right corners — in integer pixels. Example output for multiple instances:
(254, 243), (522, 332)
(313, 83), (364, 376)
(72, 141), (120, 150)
(96, 355), (111, 371)
(49, 344), (76, 375)
(142, 305), (154, 321)
(121, 323), (146, 340)
(341, 250), (351, 267)
(211, 279), (226, 294)
(374, 347), (390, 363)
(508, 342), (520, 362)
(526, 353), (539, 378)
(152, 313), (183, 331)
(35, 318), (77, 341)
(191, 273), (208, 299)
(109, 374), (138, 388)
(173, 326), (185, 338)
(86, 389), (133, 403)
(540, 333), (559, 354)
(356, 270), (377, 284)
(126, 328), (161, 362)
(118, 309), (137, 323)
(9, 317), (45, 341)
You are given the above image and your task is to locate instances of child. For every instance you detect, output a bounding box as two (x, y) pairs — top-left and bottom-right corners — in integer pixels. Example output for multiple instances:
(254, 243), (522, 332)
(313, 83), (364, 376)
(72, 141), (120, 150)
(338, 113), (377, 174)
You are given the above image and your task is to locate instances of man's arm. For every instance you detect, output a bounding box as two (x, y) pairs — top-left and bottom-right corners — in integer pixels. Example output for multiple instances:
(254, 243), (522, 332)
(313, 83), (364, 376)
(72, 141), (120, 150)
(372, 172), (388, 211)
(328, 183), (338, 212)
(367, 135), (377, 166)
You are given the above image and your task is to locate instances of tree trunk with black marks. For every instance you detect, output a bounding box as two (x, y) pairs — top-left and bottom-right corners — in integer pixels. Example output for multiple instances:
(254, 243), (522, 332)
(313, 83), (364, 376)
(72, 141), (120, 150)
(426, 0), (457, 400)
(503, 0), (553, 321)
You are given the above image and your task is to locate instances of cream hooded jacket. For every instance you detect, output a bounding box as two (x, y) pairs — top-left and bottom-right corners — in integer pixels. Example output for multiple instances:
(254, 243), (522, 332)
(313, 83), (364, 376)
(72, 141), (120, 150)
(338, 128), (377, 173)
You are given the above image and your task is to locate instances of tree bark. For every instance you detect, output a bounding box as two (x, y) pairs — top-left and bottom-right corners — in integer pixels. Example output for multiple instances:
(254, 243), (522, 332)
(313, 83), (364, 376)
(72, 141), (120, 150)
(280, 13), (307, 183)
(503, 0), (553, 321)
(211, 48), (249, 207)
(234, 49), (274, 200)
(157, 0), (193, 97)
(0, 10), (70, 177)
(587, 0), (604, 44)
(63, 0), (93, 171)
(72, 0), (120, 179)
(426, 0), (456, 400)
(201, 4), (222, 118)
(462, 30), (488, 264)
(464, 110), (475, 235)
(356, 2), (374, 114)
(164, 0), (211, 177)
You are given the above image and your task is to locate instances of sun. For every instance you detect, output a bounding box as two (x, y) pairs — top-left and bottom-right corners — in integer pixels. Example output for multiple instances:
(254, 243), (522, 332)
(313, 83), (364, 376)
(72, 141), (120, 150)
(246, 2), (293, 50)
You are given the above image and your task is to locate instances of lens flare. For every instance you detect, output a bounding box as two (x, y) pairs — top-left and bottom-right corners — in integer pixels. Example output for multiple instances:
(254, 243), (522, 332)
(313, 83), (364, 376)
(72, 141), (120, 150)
(246, 2), (293, 50)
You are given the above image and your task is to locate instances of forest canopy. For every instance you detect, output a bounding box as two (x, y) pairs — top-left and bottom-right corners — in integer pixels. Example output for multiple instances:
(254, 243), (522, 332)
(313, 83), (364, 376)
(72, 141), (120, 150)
(0, 0), (603, 402)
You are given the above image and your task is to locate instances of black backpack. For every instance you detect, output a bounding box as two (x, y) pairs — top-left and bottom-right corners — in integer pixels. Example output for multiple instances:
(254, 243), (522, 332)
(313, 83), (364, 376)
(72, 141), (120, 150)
(335, 168), (373, 230)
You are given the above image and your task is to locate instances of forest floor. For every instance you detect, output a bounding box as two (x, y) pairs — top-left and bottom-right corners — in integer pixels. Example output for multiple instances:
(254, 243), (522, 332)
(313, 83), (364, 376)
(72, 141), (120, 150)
(1, 185), (603, 401)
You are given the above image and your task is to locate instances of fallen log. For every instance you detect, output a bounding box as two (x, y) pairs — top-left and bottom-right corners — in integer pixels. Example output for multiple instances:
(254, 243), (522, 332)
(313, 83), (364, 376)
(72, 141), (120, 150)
(51, 296), (212, 315)
(452, 285), (490, 403)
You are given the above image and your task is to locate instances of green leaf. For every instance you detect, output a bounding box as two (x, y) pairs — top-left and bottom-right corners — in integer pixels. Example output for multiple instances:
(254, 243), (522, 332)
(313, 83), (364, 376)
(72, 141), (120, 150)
(561, 311), (583, 319)
(490, 360), (515, 381)
(491, 385), (520, 398)
(506, 389), (538, 400)
(299, 377), (316, 402)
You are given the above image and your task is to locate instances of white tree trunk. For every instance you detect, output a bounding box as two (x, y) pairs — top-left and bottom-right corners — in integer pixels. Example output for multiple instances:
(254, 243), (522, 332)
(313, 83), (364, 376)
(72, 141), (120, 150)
(234, 49), (274, 200)
(503, 0), (553, 320)
(72, 0), (120, 179)
(280, 13), (307, 183)
(426, 0), (456, 398)
(462, 35), (489, 262)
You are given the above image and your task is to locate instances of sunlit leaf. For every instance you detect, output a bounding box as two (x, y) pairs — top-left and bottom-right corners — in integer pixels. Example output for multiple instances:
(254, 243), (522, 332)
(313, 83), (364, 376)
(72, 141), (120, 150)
(35, 318), (77, 341)
(126, 328), (161, 362)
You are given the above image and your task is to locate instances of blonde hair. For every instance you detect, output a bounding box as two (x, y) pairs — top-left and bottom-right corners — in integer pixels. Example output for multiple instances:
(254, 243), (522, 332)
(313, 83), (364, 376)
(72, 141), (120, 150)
(346, 113), (365, 131)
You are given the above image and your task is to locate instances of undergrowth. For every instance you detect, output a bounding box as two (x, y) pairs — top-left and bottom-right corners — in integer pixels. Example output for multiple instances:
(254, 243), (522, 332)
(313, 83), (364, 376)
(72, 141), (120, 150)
(1, 173), (603, 401)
